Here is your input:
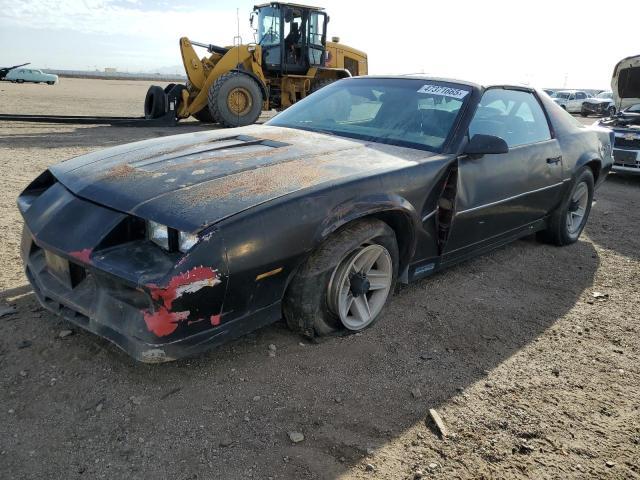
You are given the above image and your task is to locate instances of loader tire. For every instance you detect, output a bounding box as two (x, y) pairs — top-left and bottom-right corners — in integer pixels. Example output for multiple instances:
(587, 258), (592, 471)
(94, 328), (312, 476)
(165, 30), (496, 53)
(193, 107), (215, 123)
(144, 85), (167, 119)
(208, 72), (263, 128)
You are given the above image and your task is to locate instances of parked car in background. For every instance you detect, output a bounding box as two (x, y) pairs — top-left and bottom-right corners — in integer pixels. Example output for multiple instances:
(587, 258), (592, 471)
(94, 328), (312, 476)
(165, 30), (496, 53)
(581, 91), (616, 117)
(5, 68), (58, 85)
(17, 76), (613, 362)
(551, 90), (592, 112)
(599, 104), (640, 175)
(543, 89), (556, 96)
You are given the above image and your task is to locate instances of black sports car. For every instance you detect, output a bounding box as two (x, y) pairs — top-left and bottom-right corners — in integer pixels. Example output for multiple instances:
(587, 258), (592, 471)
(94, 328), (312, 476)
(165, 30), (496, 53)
(18, 76), (614, 362)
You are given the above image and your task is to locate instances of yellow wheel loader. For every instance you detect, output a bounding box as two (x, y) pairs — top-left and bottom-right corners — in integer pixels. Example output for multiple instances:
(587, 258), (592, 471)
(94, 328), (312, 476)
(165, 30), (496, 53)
(144, 2), (368, 127)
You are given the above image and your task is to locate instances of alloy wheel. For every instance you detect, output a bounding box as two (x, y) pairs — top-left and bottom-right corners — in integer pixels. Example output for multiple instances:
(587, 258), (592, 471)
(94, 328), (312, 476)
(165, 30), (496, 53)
(566, 182), (589, 235)
(327, 244), (393, 330)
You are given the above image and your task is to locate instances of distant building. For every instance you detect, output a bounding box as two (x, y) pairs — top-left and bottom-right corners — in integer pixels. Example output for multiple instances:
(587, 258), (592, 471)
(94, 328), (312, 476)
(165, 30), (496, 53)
(104, 67), (117, 73)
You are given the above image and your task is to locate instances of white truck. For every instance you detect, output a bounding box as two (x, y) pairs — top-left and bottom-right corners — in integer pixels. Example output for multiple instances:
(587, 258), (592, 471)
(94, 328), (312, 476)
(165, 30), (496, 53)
(551, 90), (592, 113)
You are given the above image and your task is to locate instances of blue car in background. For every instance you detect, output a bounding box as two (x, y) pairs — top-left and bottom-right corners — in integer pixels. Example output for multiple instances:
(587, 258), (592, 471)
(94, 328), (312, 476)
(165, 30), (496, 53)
(5, 68), (58, 85)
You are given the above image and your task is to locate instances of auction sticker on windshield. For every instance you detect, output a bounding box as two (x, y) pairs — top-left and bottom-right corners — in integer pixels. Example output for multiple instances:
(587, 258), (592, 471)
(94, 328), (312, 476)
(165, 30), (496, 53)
(417, 84), (469, 99)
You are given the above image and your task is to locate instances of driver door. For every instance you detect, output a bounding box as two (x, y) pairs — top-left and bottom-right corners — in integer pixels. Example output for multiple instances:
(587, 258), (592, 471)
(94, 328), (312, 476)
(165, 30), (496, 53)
(443, 88), (564, 259)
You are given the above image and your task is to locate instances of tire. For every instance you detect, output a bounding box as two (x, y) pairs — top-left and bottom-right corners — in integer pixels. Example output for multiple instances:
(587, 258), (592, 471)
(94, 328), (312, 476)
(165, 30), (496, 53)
(47, 81), (54, 85)
(538, 167), (594, 246)
(310, 78), (335, 94)
(144, 85), (167, 119)
(208, 72), (263, 128)
(283, 219), (398, 338)
(580, 110), (588, 117)
(163, 83), (176, 94)
(193, 107), (215, 123)
(16, 79), (24, 84)
(607, 106), (616, 117)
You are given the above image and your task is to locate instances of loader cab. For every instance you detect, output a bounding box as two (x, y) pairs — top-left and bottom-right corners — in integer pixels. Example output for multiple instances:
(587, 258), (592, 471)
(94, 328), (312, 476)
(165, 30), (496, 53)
(254, 2), (328, 74)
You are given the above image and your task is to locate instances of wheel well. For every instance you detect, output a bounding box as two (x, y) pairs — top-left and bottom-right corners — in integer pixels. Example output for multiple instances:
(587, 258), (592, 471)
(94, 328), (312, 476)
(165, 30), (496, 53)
(369, 210), (414, 274)
(585, 160), (601, 183)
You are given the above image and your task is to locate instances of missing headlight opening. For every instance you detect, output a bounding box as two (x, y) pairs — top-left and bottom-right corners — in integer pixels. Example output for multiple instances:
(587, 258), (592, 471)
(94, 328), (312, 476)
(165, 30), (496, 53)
(147, 220), (199, 253)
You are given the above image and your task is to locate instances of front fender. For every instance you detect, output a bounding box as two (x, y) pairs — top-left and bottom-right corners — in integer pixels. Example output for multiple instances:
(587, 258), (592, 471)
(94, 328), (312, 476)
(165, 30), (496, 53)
(314, 193), (421, 274)
(318, 193), (419, 239)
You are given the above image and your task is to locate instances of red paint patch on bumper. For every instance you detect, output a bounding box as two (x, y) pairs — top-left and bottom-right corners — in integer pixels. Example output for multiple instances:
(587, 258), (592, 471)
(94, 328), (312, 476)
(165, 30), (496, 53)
(143, 266), (220, 337)
(69, 248), (93, 264)
(149, 266), (219, 310)
(143, 308), (189, 337)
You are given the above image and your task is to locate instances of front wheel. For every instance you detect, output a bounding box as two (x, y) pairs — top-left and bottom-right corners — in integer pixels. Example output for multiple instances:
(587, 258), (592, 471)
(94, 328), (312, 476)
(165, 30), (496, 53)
(538, 167), (594, 246)
(283, 219), (398, 337)
(47, 81), (54, 85)
(208, 73), (263, 128)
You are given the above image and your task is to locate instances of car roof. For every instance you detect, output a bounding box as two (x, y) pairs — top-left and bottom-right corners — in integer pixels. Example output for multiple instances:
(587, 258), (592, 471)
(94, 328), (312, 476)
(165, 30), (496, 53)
(345, 75), (539, 93)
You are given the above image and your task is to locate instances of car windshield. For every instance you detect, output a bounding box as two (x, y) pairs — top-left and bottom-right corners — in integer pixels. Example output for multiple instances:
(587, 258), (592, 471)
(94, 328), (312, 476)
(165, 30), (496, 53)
(596, 91), (612, 99)
(553, 92), (571, 99)
(267, 78), (471, 152)
(624, 104), (640, 113)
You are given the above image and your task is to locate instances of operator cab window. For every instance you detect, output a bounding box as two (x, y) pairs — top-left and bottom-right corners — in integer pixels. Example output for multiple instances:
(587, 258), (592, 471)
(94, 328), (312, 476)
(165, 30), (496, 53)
(469, 89), (551, 148)
(283, 8), (303, 64)
(258, 7), (280, 46)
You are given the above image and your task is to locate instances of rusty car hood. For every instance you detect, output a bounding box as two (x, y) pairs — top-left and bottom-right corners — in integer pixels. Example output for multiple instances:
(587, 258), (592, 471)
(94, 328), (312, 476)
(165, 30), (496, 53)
(50, 125), (437, 232)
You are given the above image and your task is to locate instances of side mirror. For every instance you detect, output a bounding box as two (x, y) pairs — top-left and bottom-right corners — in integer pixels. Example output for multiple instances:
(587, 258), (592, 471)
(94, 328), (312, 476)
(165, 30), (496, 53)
(464, 134), (509, 155)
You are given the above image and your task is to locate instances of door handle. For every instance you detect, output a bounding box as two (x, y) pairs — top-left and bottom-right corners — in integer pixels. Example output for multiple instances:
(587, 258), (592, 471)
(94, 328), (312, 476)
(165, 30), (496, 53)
(546, 156), (562, 165)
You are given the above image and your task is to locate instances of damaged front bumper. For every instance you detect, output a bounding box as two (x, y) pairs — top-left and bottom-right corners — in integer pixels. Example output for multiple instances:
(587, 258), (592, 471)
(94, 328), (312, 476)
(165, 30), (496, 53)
(17, 174), (255, 363)
(611, 130), (640, 174)
(582, 102), (609, 116)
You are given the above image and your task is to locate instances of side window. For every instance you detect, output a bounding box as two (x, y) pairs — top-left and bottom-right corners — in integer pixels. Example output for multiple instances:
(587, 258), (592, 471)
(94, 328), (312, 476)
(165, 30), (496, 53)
(469, 89), (551, 148)
(576, 92), (586, 100)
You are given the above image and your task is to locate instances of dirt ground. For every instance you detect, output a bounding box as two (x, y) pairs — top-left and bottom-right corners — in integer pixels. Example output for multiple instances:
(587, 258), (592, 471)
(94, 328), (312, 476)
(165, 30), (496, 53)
(0, 78), (638, 480)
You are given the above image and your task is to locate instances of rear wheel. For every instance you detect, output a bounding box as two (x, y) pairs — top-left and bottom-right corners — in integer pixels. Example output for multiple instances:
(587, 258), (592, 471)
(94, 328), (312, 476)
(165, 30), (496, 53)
(538, 167), (594, 246)
(144, 85), (167, 119)
(16, 79), (24, 84)
(283, 219), (398, 337)
(46, 81), (54, 85)
(208, 73), (263, 127)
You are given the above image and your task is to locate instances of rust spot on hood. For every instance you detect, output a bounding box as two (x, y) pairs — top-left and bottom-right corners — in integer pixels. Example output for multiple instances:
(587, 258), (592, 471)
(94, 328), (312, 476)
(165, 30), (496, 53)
(100, 164), (149, 181)
(177, 157), (344, 206)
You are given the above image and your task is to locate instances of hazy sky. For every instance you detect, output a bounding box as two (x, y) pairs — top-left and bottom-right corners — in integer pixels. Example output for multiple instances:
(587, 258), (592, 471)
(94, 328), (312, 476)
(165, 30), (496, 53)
(1, 0), (638, 89)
